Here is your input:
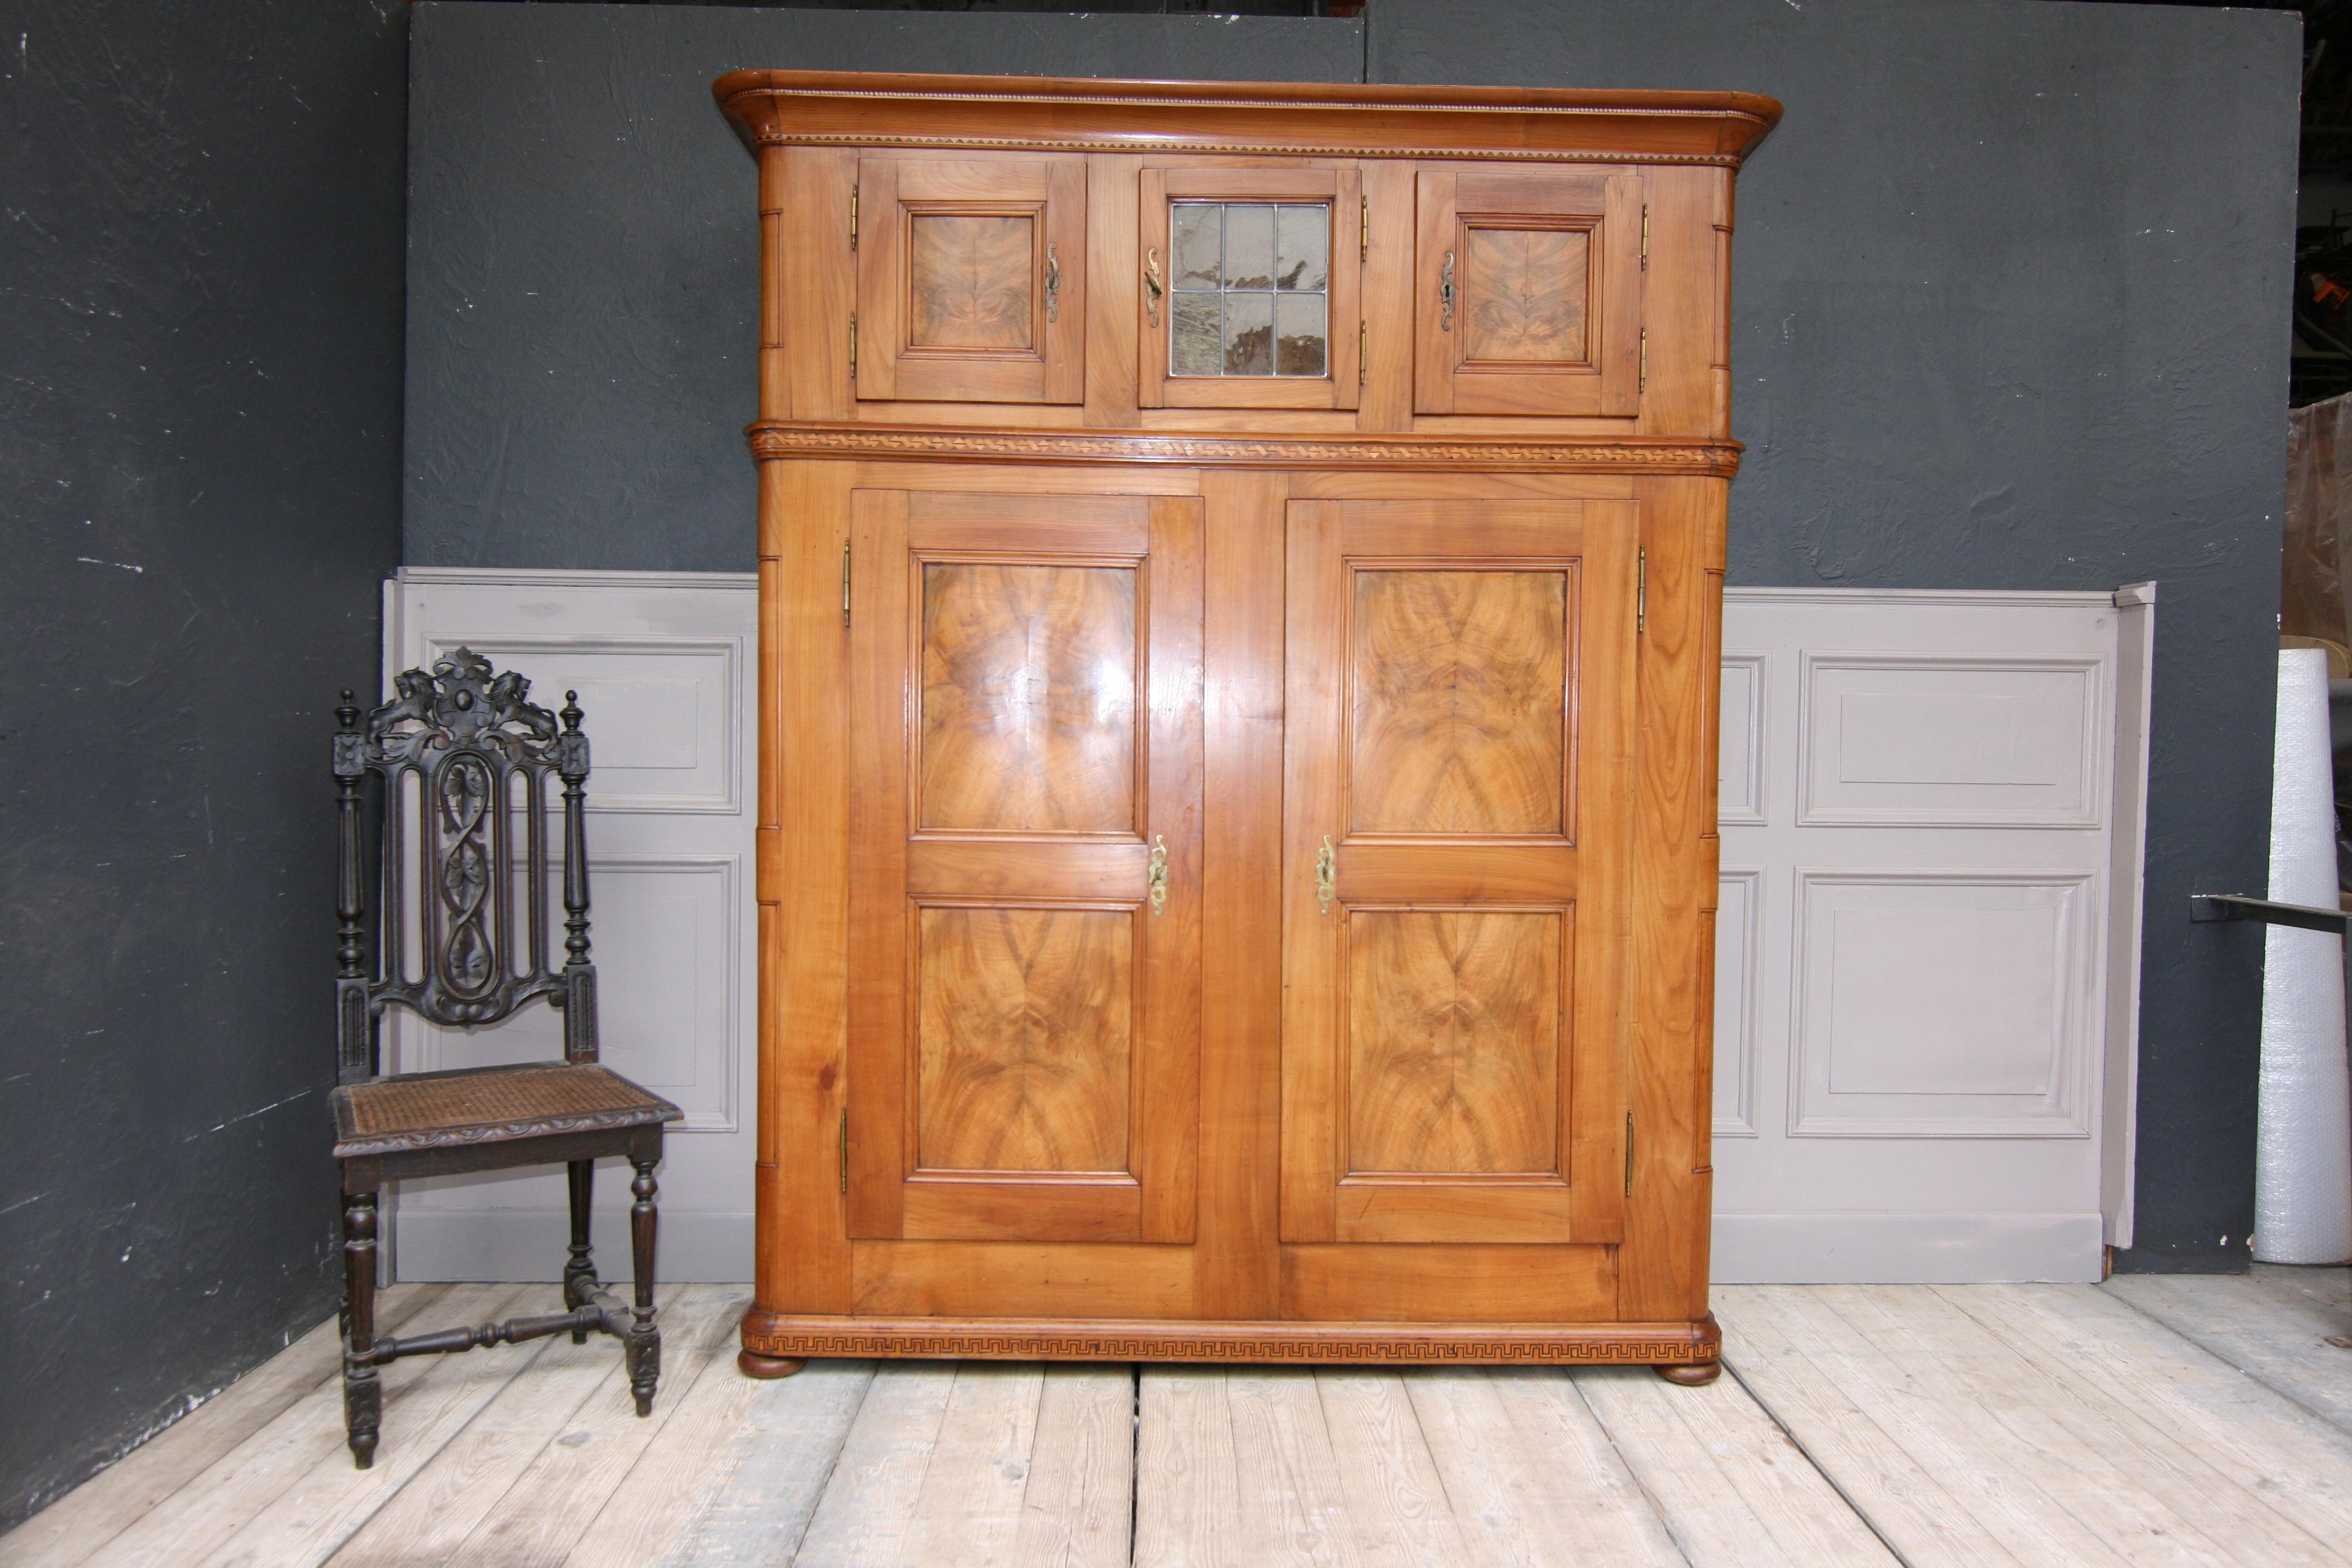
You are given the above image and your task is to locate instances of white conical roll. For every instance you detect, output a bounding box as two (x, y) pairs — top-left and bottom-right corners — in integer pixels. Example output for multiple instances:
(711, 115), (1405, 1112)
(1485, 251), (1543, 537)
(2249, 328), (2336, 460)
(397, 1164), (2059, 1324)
(2255, 646), (2352, 1264)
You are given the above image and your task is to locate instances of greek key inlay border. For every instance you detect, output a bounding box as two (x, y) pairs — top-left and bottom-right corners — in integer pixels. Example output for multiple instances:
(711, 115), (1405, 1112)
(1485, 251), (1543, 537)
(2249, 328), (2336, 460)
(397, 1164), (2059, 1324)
(739, 1319), (1719, 1365)
(747, 423), (1742, 476)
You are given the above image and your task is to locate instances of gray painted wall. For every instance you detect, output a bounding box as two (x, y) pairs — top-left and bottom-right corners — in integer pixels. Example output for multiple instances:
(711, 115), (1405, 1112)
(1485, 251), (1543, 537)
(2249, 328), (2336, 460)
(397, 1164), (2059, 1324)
(401, 0), (2298, 1272)
(0, 0), (407, 1527)
(402, 3), (1364, 570)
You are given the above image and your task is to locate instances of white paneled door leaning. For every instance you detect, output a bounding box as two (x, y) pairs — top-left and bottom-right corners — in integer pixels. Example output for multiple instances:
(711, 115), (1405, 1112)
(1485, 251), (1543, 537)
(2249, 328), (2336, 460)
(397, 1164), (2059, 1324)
(379, 573), (2151, 1284)
(1713, 587), (2152, 1282)
(383, 569), (757, 1282)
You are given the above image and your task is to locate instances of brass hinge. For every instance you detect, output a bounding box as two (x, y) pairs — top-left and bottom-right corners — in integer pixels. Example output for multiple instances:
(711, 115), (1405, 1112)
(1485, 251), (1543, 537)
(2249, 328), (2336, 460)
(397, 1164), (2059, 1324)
(839, 1111), (849, 1194)
(848, 312), (857, 379)
(1640, 204), (1650, 272)
(1359, 322), (1368, 388)
(1359, 195), (1370, 260)
(1638, 329), (1647, 394)
(849, 185), (859, 251)
(1624, 1113), (1635, 1195)
(1636, 547), (1647, 635)
(841, 540), (852, 626)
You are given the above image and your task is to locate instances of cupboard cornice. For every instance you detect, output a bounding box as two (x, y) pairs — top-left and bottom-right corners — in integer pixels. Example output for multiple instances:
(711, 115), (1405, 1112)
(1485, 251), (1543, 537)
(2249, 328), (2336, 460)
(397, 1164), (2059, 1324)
(714, 70), (1782, 168)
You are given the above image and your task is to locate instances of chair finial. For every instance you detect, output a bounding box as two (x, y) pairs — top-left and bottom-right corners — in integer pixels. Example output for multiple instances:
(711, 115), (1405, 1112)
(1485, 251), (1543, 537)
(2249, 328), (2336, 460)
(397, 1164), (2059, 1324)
(561, 690), (584, 733)
(336, 689), (359, 731)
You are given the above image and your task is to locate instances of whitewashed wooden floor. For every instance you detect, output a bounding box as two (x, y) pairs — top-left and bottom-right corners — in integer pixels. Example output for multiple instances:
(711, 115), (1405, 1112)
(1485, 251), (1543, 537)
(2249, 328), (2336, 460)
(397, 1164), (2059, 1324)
(8, 1268), (2350, 1567)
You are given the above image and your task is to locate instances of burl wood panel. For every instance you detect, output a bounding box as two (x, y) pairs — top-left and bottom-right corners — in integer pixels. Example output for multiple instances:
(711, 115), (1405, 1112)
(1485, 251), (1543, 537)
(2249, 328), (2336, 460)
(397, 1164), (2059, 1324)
(909, 214), (1034, 350)
(916, 905), (1132, 1173)
(1350, 569), (1568, 836)
(1463, 226), (1589, 364)
(1347, 909), (1562, 1174)
(919, 563), (1137, 832)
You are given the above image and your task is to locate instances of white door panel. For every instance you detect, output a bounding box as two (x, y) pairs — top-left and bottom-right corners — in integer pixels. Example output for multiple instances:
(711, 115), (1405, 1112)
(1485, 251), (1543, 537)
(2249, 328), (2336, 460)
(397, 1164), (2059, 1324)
(1713, 588), (2152, 1282)
(381, 570), (757, 1282)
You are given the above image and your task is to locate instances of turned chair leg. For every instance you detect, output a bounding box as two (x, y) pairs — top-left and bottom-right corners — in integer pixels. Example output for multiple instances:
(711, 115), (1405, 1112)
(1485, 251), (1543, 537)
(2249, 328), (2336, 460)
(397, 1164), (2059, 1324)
(626, 1156), (662, 1416)
(564, 1159), (597, 1341)
(342, 1187), (382, 1468)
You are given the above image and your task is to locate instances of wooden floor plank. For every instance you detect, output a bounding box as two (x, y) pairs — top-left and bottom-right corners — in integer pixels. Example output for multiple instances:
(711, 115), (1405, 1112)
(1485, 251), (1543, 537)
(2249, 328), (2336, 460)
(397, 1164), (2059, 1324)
(1406, 1369), (1682, 1567)
(1768, 1287), (2135, 1566)
(69, 1284), (528, 1568)
(426, 1289), (742, 1568)
(1134, 1368), (1243, 1568)
(898, 1364), (1047, 1568)
(1224, 1369), (1364, 1567)
(1573, 1364), (1896, 1568)
(1945, 1283), (2352, 1540)
(791, 1362), (959, 1568)
(1007, 1365), (1135, 1568)
(1714, 1286), (2025, 1568)
(628, 1356), (874, 1568)
(1842, 1285), (2333, 1568)
(2105, 1267), (2352, 1437)
(1310, 1370), (1474, 1567)
(0, 1285), (448, 1568)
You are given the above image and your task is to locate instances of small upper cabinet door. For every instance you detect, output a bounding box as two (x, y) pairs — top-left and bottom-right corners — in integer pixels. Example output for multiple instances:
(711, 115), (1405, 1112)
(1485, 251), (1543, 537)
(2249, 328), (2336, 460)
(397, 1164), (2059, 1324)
(856, 156), (1086, 405)
(1413, 169), (1643, 417)
(1140, 166), (1362, 411)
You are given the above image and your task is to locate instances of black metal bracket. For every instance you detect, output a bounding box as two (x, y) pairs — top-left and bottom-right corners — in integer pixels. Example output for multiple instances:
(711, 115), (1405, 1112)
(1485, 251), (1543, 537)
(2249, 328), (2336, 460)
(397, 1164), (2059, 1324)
(2189, 894), (2351, 935)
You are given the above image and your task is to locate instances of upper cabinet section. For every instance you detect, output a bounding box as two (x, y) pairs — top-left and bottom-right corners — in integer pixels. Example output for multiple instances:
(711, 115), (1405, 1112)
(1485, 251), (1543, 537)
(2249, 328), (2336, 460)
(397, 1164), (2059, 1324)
(856, 156), (1086, 404)
(716, 71), (1779, 435)
(1414, 170), (1643, 417)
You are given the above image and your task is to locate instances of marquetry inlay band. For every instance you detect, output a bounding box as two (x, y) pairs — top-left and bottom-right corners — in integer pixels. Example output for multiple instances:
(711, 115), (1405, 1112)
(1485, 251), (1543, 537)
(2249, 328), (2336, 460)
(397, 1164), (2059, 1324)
(737, 1315), (1723, 1365)
(746, 422), (1743, 476)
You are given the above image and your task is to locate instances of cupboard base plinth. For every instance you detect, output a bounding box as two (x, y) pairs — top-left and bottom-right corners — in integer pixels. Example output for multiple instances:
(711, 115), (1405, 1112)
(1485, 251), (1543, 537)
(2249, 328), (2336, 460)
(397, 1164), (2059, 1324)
(738, 1310), (1720, 1368)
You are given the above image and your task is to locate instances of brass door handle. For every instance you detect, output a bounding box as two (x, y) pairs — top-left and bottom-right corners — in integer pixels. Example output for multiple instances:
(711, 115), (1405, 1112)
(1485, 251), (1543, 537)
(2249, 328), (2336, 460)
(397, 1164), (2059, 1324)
(1147, 834), (1169, 916)
(1045, 243), (1060, 324)
(1315, 835), (1336, 915)
(1439, 250), (1455, 332)
(1145, 247), (1164, 327)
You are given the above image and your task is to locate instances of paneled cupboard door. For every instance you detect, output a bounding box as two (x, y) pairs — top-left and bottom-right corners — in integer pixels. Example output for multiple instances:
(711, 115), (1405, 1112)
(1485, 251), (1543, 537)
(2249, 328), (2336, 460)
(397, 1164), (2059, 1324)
(846, 491), (1203, 1244)
(1281, 498), (1638, 1244)
(1413, 170), (1645, 416)
(855, 157), (1086, 403)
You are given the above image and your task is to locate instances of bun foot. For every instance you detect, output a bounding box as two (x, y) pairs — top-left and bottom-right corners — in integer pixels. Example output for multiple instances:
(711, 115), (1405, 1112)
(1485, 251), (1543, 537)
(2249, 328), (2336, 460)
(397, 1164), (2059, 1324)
(738, 1349), (808, 1379)
(1656, 1361), (1722, 1386)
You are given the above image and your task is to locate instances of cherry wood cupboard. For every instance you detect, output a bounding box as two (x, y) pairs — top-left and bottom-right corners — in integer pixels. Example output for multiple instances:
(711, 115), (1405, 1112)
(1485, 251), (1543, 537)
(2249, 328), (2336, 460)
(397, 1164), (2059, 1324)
(713, 71), (1779, 1380)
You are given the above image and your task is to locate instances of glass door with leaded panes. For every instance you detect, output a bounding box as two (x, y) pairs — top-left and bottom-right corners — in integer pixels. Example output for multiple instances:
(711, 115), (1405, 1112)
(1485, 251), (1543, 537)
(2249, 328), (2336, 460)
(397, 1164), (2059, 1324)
(1138, 167), (1362, 411)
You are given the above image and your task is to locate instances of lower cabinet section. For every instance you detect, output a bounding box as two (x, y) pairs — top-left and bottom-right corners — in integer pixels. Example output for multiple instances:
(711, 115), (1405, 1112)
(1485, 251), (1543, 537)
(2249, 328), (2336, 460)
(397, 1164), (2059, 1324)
(748, 459), (1727, 1371)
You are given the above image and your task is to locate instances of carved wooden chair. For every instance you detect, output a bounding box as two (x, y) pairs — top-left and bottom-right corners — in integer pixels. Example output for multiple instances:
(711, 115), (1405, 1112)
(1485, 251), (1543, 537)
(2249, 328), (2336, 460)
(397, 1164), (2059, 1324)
(328, 647), (681, 1468)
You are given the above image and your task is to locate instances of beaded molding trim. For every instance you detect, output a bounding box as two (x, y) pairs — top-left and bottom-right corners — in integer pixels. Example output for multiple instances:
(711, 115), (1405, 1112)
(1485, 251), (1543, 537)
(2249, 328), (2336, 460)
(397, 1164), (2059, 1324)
(746, 423), (1742, 476)
(738, 1315), (1722, 1365)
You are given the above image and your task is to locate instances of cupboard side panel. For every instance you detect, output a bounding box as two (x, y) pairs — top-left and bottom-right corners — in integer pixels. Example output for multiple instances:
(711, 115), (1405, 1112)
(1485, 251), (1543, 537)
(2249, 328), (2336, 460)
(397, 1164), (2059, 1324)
(756, 458), (856, 1314)
(1618, 475), (1725, 1323)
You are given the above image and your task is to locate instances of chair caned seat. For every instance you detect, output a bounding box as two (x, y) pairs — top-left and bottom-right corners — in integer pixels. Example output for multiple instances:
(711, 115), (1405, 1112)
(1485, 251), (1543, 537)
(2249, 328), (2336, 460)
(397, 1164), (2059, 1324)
(331, 1062), (681, 1158)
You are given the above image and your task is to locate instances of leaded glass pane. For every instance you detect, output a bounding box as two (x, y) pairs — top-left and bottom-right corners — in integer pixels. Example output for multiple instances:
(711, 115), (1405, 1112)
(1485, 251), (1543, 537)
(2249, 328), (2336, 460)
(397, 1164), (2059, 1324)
(1165, 198), (1331, 378)
(1277, 205), (1328, 292)
(1171, 292), (1223, 377)
(1276, 293), (1327, 376)
(1222, 291), (1273, 375)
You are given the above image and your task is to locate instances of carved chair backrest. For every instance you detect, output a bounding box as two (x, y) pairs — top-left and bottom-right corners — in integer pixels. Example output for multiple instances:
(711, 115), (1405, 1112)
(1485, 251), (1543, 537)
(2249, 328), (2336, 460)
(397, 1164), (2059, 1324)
(333, 647), (596, 1085)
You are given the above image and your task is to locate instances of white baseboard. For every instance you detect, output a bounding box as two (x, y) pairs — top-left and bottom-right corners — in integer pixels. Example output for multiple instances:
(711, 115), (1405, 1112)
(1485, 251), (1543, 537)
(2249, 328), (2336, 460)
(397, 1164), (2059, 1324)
(391, 1209), (754, 1284)
(1711, 1211), (2106, 1283)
